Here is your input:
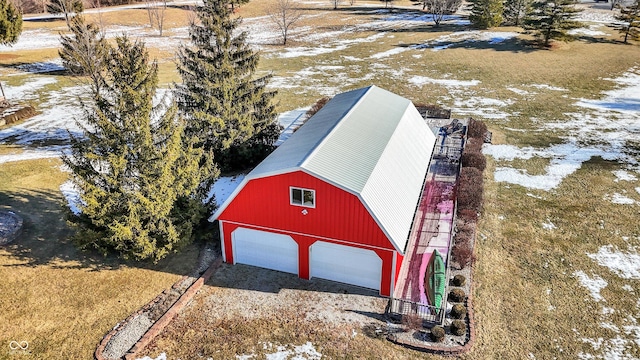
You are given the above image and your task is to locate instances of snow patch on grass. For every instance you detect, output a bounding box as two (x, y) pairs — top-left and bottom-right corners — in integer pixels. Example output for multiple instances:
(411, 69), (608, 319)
(486, 142), (611, 191)
(574, 270), (607, 302)
(588, 245), (640, 280)
(606, 193), (637, 205)
(408, 76), (480, 87)
(613, 170), (638, 182)
(136, 353), (167, 360)
(0, 147), (64, 164)
(3, 77), (58, 100)
(370, 46), (409, 59)
(575, 68), (640, 115)
(486, 68), (640, 191)
(60, 180), (82, 215)
(508, 87), (530, 96)
(542, 220), (556, 230)
(568, 25), (608, 37)
(237, 342), (322, 360)
(275, 33), (384, 58)
(530, 84), (567, 91)
(416, 31), (519, 51)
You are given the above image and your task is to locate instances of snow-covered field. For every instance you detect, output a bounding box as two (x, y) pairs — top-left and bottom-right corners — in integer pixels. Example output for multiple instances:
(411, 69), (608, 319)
(2, 3), (639, 359)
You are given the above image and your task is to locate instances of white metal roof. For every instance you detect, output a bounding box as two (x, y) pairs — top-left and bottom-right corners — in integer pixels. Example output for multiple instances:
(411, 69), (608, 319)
(212, 85), (436, 254)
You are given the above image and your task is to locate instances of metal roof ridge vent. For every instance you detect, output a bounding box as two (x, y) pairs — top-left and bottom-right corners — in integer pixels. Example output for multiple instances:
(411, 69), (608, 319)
(299, 85), (375, 168)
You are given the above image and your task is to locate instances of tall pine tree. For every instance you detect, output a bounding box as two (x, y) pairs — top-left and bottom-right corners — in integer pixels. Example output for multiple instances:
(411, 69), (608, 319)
(59, 15), (107, 87)
(47, 0), (83, 26)
(175, 0), (279, 175)
(524, 0), (582, 47)
(613, 0), (640, 44)
(64, 36), (211, 262)
(503, 0), (530, 26)
(0, 0), (21, 45)
(468, 0), (503, 28)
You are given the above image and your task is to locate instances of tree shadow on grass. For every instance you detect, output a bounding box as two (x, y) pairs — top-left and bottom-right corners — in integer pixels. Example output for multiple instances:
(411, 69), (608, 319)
(0, 187), (198, 275)
(398, 36), (539, 53)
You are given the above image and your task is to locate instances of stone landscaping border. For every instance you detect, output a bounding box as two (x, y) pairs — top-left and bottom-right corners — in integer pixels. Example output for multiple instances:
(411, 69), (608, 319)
(95, 257), (223, 360)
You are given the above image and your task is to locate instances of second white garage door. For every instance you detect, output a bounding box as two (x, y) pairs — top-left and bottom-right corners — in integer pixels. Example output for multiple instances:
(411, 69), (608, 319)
(232, 228), (299, 275)
(310, 241), (382, 291)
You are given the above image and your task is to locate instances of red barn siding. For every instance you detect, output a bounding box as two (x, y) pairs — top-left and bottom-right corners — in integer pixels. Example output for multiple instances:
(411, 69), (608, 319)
(218, 171), (396, 251)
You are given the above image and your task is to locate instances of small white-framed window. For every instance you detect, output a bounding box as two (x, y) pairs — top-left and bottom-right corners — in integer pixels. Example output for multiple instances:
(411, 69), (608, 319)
(290, 187), (315, 208)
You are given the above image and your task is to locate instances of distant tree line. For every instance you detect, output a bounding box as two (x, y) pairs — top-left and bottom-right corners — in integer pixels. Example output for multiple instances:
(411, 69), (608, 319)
(11, 0), (145, 15)
(465, 0), (640, 47)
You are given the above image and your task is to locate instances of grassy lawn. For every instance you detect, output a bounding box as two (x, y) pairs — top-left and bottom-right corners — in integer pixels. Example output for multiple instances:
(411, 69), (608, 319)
(0, 159), (200, 359)
(1, 0), (639, 358)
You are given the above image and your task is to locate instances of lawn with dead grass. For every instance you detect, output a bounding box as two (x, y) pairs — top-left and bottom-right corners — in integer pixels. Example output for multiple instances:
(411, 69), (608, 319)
(1, 0), (639, 358)
(0, 159), (200, 359)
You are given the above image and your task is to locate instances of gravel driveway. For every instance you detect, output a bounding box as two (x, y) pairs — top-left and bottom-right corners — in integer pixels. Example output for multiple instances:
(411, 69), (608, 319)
(194, 263), (388, 326)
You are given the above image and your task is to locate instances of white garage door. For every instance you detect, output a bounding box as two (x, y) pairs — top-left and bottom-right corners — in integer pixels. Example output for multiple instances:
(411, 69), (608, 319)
(310, 241), (382, 291)
(232, 228), (299, 275)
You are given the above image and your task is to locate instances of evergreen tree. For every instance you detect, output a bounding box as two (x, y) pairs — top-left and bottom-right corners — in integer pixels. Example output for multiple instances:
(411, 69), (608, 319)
(175, 0), (279, 176)
(47, 0), (83, 26)
(524, 0), (582, 47)
(59, 15), (107, 87)
(0, 0), (22, 45)
(468, 0), (503, 28)
(503, 0), (530, 26)
(613, 0), (640, 44)
(64, 36), (211, 262)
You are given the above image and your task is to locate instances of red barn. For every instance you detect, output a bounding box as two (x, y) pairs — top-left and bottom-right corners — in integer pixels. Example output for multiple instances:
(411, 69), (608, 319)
(212, 86), (436, 296)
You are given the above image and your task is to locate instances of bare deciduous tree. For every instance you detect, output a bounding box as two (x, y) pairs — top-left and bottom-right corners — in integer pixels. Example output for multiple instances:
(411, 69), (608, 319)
(331, 0), (342, 9)
(145, 0), (167, 36)
(420, 0), (462, 26)
(91, 0), (107, 38)
(268, 0), (302, 45)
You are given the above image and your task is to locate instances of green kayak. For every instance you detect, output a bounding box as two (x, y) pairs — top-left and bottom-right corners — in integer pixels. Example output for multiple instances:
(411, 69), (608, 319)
(426, 249), (446, 312)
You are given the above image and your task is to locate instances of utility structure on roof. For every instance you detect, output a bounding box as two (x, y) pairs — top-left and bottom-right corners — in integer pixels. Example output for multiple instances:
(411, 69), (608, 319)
(212, 85), (436, 296)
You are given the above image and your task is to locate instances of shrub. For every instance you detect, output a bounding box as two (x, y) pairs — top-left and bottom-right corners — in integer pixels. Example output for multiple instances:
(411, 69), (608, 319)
(451, 320), (466, 336)
(362, 323), (388, 339)
(457, 221), (475, 237)
(458, 167), (484, 213)
(402, 313), (423, 331)
(451, 304), (467, 319)
(452, 274), (466, 287)
(458, 208), (478, 222)
(305, 96), (331, 119)
(454, 230), (472, 247)
(430, 325), (445, 342)
(461, 151), (487, 172)
(452, 241), (476, 270)
(465, 137), (483, 153)
(467, 118), (487, 139)
(449, 288), (466, 303)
